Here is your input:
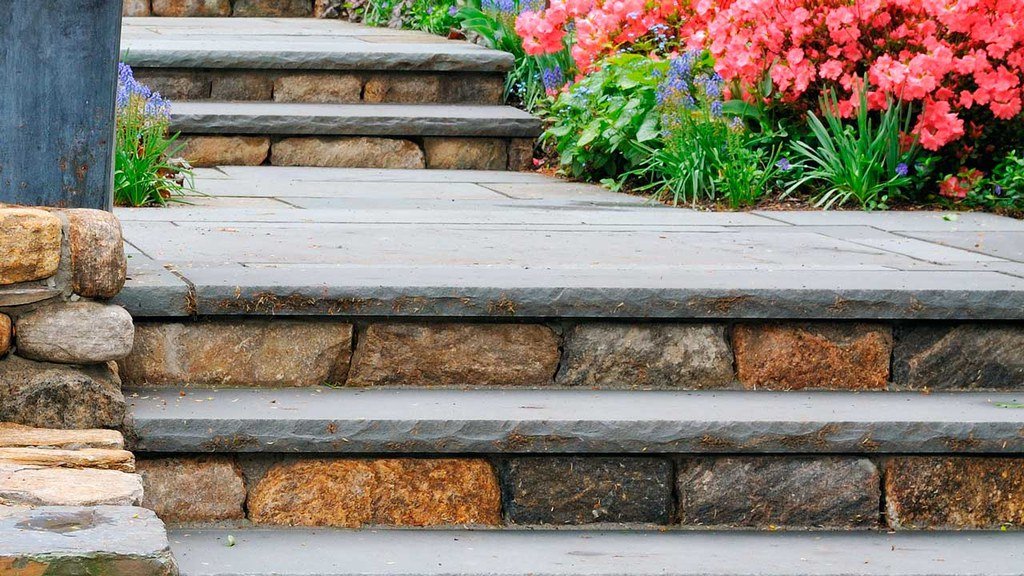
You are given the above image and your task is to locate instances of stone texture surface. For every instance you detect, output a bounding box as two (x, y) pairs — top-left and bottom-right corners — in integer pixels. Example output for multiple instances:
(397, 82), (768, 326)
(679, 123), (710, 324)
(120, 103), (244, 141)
(885, 457), (1024, 529)
(233, 0), (313, 16)
(271, 137), (425, 169)
(0, 208), (62, 285)
(0, 356), (124, 429)
(424, 138), (508, 170)
(348, 323), (559, 387)
(508, 138), (535, 171)
(139, 456), (246, 523)
(0, 463), (143, 506)
(0, 447), (135, 472)
(211, 72), (274, 101)
(893, 324), (1024, 390)
(0, 286), (61, 308)
(733, 323), (892, 390)
(123, 0), (152, 16)
(0, 314), (9, 359)
(274, 73), (362, 103)
(67, 209), (128, 299)
(0, 506), (177, 576)
(502, 457), (673, 525)
(179, 135), (269, 167)
(557, 323), (734, 389)
(151, 0), (231, 16)
(363, 74), (504, 104)
(248, 458), (501, 527)
(132, 70), (211, 100)
(121, 319), (352, 387)
(677, 457), (880, 529)
(15, 303), (134, 364)
(0, 423), (124, 450)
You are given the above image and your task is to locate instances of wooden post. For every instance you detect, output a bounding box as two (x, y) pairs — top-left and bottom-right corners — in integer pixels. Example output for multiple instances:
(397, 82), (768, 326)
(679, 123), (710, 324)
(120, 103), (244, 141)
(0, 0), (123, 210)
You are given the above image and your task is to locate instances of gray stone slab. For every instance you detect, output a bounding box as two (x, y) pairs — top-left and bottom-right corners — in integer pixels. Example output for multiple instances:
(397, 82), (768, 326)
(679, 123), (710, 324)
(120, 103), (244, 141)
(0, 505), (176, 574)
(169, 102), (542, 138)
(898, 231), (1024, 263)
(215, 166), (555, 183)
(111, 253), (194, 317)
(482, 182), (650, 203)
(126, 387), (1024, 454)
(756, 210), (1024, 231)
(169, 528), (1024, 576)
(195, 180), (505, 200)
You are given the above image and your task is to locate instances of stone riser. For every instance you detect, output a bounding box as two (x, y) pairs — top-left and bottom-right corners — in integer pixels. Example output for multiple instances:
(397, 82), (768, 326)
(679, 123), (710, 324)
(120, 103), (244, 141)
(120, 319), (1024, 391)
(134, 69), (505, 105)
(177, 134), (534, 170)
(127, 0), (326, 18)
(137, 454), (1024, 531)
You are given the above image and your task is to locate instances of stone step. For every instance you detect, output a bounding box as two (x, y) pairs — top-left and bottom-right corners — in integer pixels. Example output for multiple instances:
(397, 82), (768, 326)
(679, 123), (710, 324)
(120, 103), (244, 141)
(169, 528), (1024, 576)
(169, 102), (539, 169)
(0, 505), (175, 575)
(126, 387), (1024, 454)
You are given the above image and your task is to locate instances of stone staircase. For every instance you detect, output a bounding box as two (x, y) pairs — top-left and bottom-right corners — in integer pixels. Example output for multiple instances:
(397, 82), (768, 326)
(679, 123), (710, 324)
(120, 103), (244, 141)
(121, 17), (539, 170)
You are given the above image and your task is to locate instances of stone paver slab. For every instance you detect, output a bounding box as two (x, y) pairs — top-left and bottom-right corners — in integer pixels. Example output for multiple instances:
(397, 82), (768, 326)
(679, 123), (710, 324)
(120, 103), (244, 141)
(898, 231), (1024, 263)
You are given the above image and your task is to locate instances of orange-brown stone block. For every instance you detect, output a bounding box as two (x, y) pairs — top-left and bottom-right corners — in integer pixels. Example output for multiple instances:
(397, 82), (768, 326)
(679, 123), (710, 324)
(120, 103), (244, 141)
(179, 135), (270, 167)
(733, 323), (892, 390)
(0, 208), (61, 286)
(885, 457), (1024, 529)
(248, 458), (501, 527)
(66, 209), (127, 299)
(0, 314), (10, 358)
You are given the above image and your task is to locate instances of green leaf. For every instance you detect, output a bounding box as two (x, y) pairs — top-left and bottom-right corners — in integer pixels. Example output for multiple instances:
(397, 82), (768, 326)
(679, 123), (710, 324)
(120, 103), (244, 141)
(636, 113), (660, 143)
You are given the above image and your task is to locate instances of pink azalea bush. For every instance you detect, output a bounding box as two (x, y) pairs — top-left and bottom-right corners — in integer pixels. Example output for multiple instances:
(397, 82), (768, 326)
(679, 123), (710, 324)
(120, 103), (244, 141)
(516, 0), (1024, 151)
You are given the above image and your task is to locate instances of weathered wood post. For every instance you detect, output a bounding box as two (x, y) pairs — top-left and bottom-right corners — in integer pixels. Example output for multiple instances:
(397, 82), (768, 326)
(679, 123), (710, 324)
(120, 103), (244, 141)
(0, 0), (123, 210)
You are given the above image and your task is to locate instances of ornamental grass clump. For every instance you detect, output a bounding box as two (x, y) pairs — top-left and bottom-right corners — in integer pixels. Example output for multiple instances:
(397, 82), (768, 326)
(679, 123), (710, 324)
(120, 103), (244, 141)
(114, 63), (192, 207)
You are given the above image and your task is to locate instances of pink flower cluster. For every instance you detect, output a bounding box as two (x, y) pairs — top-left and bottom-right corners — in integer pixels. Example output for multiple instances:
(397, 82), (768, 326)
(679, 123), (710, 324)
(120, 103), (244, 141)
(516, 0), (1024, 150)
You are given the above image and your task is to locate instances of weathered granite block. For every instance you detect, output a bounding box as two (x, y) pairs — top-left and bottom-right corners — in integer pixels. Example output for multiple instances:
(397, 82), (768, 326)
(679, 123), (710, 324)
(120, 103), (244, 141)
(0, 314), (10, 358)
(120, 319), (353, 387)
(0, 208), (62, 286)
(885, 457), (1024, 529)
(363, 74), (504, 104)
(272, 137), (425, 169)
(508, 138), (535, 171)
(677, 457), (880, 529)
(151, 0), (231, 16)
(232, 0), (313, 16)
(0, 356), (125, 429)
(424, 138), (508, 170)
(211, 72), (274, 101)
(502, 457), (673, 525)
(139, 456), (246, 523)
(557, 323), (734, 388)
(274, 73), (362, 103)
(0, 423), (124, 450)
(0, 447), (134, 472)
(0, 463), (143, 506)
(15, 303), (134, 364)
(123, 0), (152, 16)
(132, 70), (211, 100)
(348, 322), (559, 387)
(733, 323), (892, 390)
(179, 135), (270, 167)
(67, 209), (128, 299)
(248, 458), (501, 527)
(893, 324), (1024, 390)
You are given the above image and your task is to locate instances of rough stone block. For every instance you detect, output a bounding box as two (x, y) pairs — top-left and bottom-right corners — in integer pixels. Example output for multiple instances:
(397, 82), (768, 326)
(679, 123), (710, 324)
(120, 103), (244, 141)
(363, 74), (444, 104)
(348, 322), (559, 387)
(271, 137), (425, 169)
(0, 447), (135, 472)
(424, 138), (508, 170)
(885, 457), (1024, 529)
(151, 0), (231, 16)
(508, 138), (535, 171)
(733, 323), (892, 390)
(211, 72), (274, 101)
(132, 70), (211, 100)
(66, 209), (128, 299)
(248, 458), (501, 527)
(557, 323), (734, 389)
(0, 314), (10, 358)
(123, 0), (152, 16)
(179, 135), (269, 167)
(139, 456), (246, 523)
(0, 356), (124, 430)
(232, 0), (313, 16)
(501, 457), (673, 525)
(0, 423), (124, 450)
(0, 463), (142, 506)
(0, 208), (62, 285)
(893, 324), (1024, 390)
(313, 0), (343, 18)
(677, 457), (880, 529)
(274, 73), (362, 103)
(15, 303), (135, 364)
(120, 319), (353, 387)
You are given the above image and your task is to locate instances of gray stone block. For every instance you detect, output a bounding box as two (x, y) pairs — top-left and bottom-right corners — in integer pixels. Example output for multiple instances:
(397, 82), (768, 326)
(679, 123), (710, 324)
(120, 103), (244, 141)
(894, 324), (1024, 390)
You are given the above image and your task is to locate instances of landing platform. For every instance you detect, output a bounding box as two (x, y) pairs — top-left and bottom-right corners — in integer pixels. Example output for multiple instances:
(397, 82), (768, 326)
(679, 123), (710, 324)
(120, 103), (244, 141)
(114, 166), (1024, 319)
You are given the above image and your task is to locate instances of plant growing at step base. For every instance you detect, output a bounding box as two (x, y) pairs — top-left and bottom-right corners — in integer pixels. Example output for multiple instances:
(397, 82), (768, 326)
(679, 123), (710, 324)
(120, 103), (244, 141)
(115, 64), (192, 207)
(362, 0), (460, 36)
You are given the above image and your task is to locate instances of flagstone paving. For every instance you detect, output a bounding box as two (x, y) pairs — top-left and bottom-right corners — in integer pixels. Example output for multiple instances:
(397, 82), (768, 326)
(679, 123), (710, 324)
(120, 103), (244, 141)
(114, 166), (1024, 320)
